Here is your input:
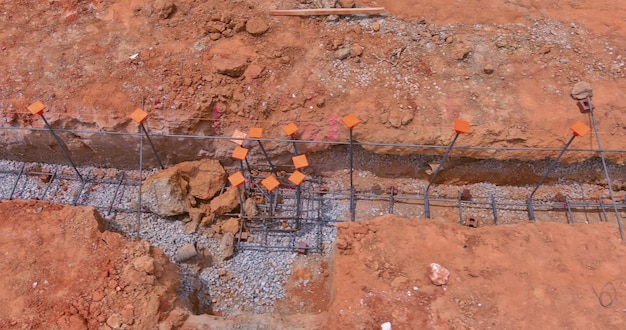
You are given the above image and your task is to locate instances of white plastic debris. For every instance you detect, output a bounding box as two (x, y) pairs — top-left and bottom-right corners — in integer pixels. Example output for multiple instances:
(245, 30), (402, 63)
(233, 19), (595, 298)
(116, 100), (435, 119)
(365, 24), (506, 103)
(381, 322), (392, 330)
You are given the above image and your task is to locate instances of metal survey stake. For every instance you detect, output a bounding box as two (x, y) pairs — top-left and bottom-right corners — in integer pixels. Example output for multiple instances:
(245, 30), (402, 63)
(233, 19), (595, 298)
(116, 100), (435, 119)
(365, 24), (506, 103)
(282, 122), (299, 155)
(425, 119), (470, 218)
(28, 101), (86, 205)
(586, 98), (624, 240)
(248, 127), (277, 176)
(527, 121), (590, 221)
(130, 107), (164, 169)
(341, 114), (361, 222)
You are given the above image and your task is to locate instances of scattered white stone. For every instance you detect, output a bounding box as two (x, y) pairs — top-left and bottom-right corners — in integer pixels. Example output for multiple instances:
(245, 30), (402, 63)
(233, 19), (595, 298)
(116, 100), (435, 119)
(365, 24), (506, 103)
(381, 321), (392, 330)
(429, 263), (450, 286)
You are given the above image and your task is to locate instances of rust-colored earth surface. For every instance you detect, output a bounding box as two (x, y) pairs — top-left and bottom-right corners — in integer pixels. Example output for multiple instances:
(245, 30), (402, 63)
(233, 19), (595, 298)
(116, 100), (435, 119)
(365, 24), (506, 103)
(329, 216), (626, 329)
(1, 0), (625, 165)
(2, 0), (626, 329)
(0, 200), (179, 329)
(2, 201), (626, 329)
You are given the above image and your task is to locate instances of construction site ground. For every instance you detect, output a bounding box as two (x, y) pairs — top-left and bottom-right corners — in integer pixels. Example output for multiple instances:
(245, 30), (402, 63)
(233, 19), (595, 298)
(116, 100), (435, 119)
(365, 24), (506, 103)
(2, 0), (626, 329)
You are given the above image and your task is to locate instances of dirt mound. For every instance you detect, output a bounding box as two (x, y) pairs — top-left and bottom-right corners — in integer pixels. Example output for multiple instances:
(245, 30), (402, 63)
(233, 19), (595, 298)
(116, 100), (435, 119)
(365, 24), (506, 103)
(330, 216), (626, 329)
(0, 200), (179, 329)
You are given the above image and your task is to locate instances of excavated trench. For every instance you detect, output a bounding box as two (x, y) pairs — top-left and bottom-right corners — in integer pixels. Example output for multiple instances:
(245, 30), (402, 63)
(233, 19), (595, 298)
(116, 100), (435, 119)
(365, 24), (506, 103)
(2, 128), (626, 191)
(2, 130), (626, 316)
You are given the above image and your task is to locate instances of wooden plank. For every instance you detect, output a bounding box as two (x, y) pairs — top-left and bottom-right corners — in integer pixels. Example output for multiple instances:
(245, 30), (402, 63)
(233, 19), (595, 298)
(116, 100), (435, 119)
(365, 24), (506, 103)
(270, 7), (386, 16)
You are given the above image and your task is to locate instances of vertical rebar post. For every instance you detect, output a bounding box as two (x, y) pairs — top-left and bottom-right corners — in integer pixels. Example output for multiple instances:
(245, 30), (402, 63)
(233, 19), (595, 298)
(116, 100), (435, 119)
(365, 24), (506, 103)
(599, 197), (608, 222)
(341, 114), (361, 222)
(388, 186), (394, 214)
(527, 135), (576, 221)
(236, 185), (245, 247)
(107, 172), (125, 216)
(529, 135), (576, 200)
(296, 185), (302, 218)
(140, 123), (164, 170)
(349, 128), (355, 222)
(587, 97), (624, 240)
(565, 196), (574, 224)
(257, 140), (277, 176)
(491, 194), (499, 225)
(8, 163), (25, 200)
(41, 115), (84, 183)
(239, 161), (246, 191)
(425, 133), (460, 218)
(244, 158), (252, 178)
(457, 190), (463, 225)
(137, 123), (143, 239)
(291, 138), (299, 156)
(39, 170), (56, 200)
(580, 187), (590, 224)
(526, 196), (535, 221)
(139, 97), (164, 170)
(423, 186), (429, 219)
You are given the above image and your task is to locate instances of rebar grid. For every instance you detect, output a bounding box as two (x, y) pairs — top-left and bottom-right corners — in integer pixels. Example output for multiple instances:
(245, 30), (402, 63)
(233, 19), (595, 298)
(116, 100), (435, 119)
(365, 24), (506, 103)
(2, 160), (625, 252)
(1, 116), (626, 249)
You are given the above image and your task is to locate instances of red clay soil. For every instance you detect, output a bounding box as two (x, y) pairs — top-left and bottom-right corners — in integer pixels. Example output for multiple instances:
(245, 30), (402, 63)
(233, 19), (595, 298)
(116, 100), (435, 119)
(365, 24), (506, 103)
(328, 216), (626, 329)
(1, 0), (625, 165)
(1, 199), (626, 329)
(0, 200), (179, 330)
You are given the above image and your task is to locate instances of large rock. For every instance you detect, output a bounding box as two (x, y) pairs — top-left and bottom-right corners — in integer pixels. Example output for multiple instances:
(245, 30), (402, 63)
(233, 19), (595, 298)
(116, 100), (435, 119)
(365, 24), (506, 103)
(176, 160), (226, 200)
(210, 186), (240, 215)
(141, 167), (189, 216)
(570, 81), (593, 100)
(141, 160), (226, 216)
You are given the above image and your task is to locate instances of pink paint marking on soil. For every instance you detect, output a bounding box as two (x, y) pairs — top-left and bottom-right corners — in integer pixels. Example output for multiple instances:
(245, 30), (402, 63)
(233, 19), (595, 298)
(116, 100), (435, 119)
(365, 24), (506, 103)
(328, 113), (339, 142)
(212, 105), (222, 134)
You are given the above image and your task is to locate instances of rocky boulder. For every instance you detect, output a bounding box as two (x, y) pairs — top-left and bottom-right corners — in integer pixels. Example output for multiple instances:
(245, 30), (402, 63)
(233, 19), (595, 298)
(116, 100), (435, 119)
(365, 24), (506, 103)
(141, 167), (189, 216)
(141, 160), (226, 217)
(210, 186), (240, 215)
(176, 160), (226, 201)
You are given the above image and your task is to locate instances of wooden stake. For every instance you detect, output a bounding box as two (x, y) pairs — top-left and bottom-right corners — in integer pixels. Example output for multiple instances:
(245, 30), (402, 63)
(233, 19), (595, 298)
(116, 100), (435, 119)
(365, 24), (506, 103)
(271, 7), (386, 16)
